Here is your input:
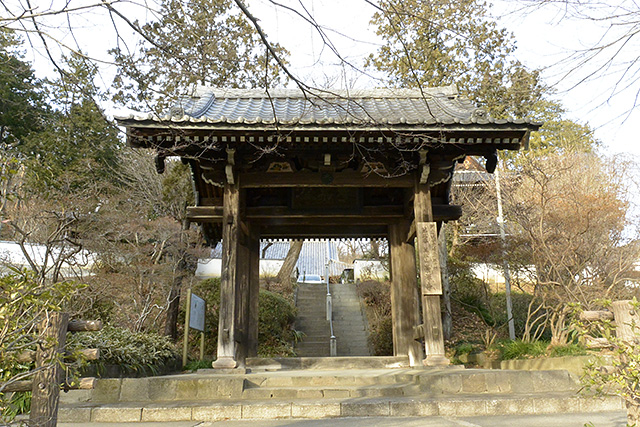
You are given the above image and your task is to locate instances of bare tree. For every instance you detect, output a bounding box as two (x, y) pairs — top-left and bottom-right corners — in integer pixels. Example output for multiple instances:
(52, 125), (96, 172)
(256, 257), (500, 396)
(503, 151), (640, 345)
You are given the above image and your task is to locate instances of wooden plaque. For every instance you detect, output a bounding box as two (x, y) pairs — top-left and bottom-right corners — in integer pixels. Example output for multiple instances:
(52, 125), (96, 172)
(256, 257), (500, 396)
(416, 222), (443, 295)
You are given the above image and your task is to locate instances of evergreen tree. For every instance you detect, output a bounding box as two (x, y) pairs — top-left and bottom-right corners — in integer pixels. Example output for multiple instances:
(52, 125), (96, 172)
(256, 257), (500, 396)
(366, 0), (545, 119)
(111, 0), (288, 109)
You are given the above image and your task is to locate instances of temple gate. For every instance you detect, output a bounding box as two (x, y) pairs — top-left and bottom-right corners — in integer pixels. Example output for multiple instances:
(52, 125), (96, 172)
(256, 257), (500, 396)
(117, 87), (539, 368)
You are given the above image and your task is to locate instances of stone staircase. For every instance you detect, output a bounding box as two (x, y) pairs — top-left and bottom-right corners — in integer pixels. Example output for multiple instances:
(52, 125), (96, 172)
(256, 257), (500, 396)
(294, 283), (330, 357)
(331, 283), (370, 356)
(58, 358), (623, 423)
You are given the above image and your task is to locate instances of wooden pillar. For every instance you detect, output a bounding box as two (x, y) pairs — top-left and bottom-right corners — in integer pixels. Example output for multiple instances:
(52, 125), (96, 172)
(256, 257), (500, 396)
(247, 227), (261, 357)
(213, 179), (242, 369)
(414, 182), (449, 366)
(30, 312), (69, 427)
(389, 222), (423, 366)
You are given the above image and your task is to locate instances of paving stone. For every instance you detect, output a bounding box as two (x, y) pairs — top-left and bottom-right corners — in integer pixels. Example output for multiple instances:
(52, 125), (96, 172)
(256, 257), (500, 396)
(192, 403), (242, 421)
(242, 402), (292, 419)
(341, 401), (390, 417)
(142, 406), (192, 421)
(291, 402), (341, 418)
(438, 399), (487, 417)
(533, 396), (582, 414)
(91, 406), (142, 422)
(486, 397), (535, 415)
(461, 373), (488, 393)
(57, 406), (91, 423)
(579, 395), (624, 412)
(119, 378), (150, 402)
(390, 399), (438, 416)
(509, 371), (535, 394)
(91, 378), (122, 403)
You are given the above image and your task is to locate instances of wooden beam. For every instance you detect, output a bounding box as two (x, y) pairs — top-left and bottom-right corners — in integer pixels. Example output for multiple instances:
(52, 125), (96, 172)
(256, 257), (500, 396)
(16, 348), (100, 363)
(579, 311), (614, 322)
(3, 377), (96, 393)
(240, 171), (415, 188)
(259, 225), (388, 239)
(187, 204), (462, 223)
(68, 320), (103, 332)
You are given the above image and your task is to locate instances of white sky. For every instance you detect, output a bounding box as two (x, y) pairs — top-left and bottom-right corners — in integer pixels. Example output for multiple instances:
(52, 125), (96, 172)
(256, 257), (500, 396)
(14, 0), (640, 160)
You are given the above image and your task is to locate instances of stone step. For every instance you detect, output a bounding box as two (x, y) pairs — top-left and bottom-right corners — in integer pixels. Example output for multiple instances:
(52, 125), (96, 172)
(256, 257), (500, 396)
(246, 356), (409, 370)
(59, 392), (624, 423)
(242, 383), (411, 400)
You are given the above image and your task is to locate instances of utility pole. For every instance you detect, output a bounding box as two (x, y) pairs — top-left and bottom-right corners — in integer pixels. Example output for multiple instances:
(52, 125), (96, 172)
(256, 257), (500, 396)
(495, 166), (516, 340)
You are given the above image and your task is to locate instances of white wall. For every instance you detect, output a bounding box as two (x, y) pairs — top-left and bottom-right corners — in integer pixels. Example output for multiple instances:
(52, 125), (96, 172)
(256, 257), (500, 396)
(195, 258), (285, 279)
(353, 259), (387, 282)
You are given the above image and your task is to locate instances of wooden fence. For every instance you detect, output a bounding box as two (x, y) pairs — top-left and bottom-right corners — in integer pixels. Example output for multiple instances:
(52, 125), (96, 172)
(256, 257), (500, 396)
(2, 313), (101, 427)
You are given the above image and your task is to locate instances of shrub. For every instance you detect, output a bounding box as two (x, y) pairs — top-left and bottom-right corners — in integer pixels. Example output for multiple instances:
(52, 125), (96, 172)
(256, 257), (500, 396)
(369, 317), (393, 356)
(498, 339), (546, 360)
(258, 289), (297, 356)
(186, 278), (297, 358)
(67, 325), (179, 375)
(548, 343), (587, 358)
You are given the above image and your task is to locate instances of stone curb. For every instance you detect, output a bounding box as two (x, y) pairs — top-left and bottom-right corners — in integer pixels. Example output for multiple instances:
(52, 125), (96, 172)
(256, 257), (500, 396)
(59, 394), (624, 423)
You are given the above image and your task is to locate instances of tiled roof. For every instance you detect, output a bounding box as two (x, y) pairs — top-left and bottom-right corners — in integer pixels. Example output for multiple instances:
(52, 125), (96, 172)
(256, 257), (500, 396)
(115, 87), (537, 128)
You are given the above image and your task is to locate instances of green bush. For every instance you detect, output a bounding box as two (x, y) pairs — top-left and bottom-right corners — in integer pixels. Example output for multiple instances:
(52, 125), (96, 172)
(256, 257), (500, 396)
(489, 292), (551, 340)
(67, 325), (179, 375)
(258, 289), (297, 356)
(187, 278), (297, 359)
(548, 343), (587, 358)
(369, 317), (393, 356)
(498, 339), (547, 360)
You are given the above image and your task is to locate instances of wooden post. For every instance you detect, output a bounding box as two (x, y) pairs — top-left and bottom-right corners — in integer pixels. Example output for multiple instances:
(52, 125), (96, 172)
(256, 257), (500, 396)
(439, 224), (453, 341)
(247, 228), (261, 357)
(182, 289), (192, 367)
(414, 181), (449, 366)
(389, 222), (423, 367)
(213, 179), (241, 369)
(612, 300), (640, 342)
(30, 312), (69, 427)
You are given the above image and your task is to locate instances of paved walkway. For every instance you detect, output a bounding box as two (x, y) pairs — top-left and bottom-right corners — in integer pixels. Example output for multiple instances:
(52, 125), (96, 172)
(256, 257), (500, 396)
(59, 410), (627, 427)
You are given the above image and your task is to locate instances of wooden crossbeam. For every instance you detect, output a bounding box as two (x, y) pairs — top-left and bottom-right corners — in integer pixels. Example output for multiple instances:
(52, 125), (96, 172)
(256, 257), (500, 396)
(187, 204), (462, 223)
(239, 172), (415, 188)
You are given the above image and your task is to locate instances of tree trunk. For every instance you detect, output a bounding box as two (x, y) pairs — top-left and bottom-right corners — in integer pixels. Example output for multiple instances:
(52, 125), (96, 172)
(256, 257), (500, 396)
(276, 240), (303, 284)
(164, 271), (185, 340)
(30, 312), (69, 427)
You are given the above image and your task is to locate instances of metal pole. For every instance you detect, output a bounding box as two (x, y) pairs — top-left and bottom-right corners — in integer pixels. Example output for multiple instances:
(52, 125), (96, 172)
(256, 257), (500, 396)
(182, 289), (192, 367)
(495, 166), (516, 340)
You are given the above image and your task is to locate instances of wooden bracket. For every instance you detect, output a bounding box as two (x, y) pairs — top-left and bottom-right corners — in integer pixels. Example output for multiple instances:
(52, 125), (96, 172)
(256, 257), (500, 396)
(406, 220), (416, 243)
(226, 147), (236, 185)
(413, 323), (425, 341)
(419, 150), (429, 184)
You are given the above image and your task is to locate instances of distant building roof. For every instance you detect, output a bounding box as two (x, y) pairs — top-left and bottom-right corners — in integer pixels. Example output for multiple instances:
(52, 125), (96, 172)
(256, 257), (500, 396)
(210, 240), (345, 276)
(116, 87), (540, 129)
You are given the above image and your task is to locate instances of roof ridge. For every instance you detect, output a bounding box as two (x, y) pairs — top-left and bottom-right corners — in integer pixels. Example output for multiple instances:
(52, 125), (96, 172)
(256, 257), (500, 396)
(188, 86), (459, 99)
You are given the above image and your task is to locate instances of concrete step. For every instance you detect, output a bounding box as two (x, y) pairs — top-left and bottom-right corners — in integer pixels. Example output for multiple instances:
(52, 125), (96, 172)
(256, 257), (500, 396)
(58, 392), (624, 423)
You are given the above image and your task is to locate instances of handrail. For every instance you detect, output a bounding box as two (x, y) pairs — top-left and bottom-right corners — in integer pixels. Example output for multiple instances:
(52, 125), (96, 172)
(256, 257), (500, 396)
(326, 261), (337, 356)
